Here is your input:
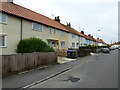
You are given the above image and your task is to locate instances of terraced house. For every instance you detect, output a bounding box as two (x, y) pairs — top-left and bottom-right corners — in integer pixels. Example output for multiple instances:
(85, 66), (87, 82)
(0, 1), (70, 55)
(0, 1), (106, 55)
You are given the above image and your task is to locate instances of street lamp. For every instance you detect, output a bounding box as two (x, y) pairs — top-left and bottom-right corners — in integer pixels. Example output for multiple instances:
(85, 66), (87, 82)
(96, 30), (100, 52)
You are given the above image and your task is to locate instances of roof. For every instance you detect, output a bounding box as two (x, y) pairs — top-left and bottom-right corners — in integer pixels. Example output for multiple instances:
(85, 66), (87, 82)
(0, 2), (69, 32)
(110, 41), (120, 45)
(96, 39), (106, 44)
(61, 24), (96, 41)
(83, 34), (96, 41)
(62, 24), (85, 37)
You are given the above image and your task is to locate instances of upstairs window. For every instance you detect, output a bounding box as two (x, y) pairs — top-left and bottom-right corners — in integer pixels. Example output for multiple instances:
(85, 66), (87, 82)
(49, 28), (56, 34)
(60, 31), (66, 36)
(32, 22), (43, 31)
(0, 13), (7, 24)
(49, 28), (52, 34)
(71, 34), (75, 38)
(54, 29), (56, 34)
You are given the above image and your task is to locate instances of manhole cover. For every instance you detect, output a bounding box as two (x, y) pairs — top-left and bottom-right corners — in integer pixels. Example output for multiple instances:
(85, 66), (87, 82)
(63, 76), (80, 82)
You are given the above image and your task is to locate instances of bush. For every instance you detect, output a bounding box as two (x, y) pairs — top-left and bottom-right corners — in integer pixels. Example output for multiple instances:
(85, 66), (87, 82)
(16, 37), (54, 53)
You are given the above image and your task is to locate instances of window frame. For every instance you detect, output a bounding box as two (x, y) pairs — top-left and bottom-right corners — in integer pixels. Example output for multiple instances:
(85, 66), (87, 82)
(72, 42), (75, 48)
(60, 41), (66, 48)
(49, 28), (53, 34)
(32, 22), (43, 31)
(71, 34), (75, 38)
(60, 31), (66, 36)
(0, 13), (8, 24)
(0, 34), (7, 48)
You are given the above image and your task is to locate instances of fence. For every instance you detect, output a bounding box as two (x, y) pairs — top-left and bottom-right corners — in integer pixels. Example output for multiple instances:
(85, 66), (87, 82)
(56, 49), (67, 57)
(1, 52), (57, 76)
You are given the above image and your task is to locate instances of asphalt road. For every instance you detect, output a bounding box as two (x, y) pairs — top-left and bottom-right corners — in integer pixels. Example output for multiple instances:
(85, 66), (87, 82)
(31, 50), (118, 88)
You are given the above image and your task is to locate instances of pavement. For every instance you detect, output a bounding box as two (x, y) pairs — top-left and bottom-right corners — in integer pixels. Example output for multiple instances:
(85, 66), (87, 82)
(2, 52), (110, 89)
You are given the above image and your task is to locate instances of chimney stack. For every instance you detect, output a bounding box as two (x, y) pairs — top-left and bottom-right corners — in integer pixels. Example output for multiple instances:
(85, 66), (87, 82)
(67, 23), (71, 27)
(54, 16), (60, 23)
(81, 31), (84, 34)
(88, 34), (91, 37)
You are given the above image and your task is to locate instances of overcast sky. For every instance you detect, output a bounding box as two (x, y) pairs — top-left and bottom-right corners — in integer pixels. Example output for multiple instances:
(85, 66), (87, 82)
(14, 0), (119, 44)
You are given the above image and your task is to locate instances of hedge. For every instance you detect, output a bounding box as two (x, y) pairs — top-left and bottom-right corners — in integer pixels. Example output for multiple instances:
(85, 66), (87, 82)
(16, 37), (54, 53)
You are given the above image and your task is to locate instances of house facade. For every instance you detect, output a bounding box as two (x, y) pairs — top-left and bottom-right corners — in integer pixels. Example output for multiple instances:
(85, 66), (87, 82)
(0, 1), (107, 55)
(0, 2), (69, 55)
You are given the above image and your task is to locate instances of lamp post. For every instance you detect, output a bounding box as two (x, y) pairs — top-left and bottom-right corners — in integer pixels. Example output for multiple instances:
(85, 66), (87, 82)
(96, 30), (100, 53)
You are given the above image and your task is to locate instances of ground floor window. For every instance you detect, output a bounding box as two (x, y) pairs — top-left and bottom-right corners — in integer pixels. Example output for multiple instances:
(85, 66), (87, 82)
(0, 35), (7, 47)
(60, 41), (65, 48)
(72, 42), (75, 48)
(47, 41), (51, 47)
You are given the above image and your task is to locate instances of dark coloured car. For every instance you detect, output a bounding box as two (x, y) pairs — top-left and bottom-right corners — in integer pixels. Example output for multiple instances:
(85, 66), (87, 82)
(101, 48), (110, 53)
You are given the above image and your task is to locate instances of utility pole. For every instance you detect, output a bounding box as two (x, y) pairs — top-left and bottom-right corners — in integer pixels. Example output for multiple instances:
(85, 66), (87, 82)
(96, 30), (100, 53)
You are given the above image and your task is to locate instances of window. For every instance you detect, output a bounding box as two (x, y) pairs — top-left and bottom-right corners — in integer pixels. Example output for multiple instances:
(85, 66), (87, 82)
(77, 43), (79, 47)
(0, 13), (7, 24)
(32, 22), (43, 31)
(49, 28), (52, 34)
(72, 42), (75, 48)
(0, 35), (7, 47)
(60, 41), (65, 48)
(49, 28), (56, 34)
(72, 34), (75, 38)
(47, 41), (51, 47)
(60, 31), (66, 36)
(53, 43), (56, 47)
(54, 29), (56, 34)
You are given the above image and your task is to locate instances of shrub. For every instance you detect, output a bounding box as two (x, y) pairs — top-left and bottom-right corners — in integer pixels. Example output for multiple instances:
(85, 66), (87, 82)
(16, 37), (54, 53)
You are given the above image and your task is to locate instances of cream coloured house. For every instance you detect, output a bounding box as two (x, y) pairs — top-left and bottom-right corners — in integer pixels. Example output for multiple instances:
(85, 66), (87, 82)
(0, 1), (106, 55)
(0, 2), (69, 55)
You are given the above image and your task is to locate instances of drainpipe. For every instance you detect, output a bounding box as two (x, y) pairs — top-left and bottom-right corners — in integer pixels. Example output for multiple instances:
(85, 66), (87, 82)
(20, 18), (23, 41)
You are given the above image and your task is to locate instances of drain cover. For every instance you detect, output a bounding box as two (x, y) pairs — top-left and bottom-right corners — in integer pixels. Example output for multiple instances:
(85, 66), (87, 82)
(63, 76), (80, 82)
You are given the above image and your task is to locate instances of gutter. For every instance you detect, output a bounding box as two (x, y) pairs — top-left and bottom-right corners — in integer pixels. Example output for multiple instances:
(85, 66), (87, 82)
(20, 18), (23, 40)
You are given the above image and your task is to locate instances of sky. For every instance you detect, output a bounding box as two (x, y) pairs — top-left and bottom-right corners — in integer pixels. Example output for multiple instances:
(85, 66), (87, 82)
(14, 0), (119, 44)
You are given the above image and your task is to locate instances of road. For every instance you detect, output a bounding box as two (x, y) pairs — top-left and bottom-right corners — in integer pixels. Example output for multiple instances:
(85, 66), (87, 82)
(31, 50), (118, 88)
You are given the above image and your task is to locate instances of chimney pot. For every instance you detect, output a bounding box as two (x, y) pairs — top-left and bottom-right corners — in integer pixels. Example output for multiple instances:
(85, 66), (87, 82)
(67, 22), (71, 27)
(81, 31), (84, 34)
(88, 34), (91, 37)
(54, 16), (60, 23)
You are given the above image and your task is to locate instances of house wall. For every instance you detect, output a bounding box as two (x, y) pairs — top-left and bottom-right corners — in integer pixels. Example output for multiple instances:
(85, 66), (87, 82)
(1, 14), (69, 55)
(22, 20), (69, 50)
(85, 39), (90, 45)
(68, 33), (79, 49)
(79, 37), (86, 46)
(1, 14), (21, 55)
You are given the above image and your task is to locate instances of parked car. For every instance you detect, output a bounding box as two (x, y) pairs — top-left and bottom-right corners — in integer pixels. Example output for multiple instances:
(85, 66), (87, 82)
(109, 47), (115, 50)
(119, 47), (120, 50)
(101, 48), (110, 53)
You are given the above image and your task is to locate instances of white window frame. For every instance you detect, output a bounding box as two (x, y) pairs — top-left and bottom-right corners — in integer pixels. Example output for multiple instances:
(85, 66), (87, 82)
(0, 34), (7, 48)
(71, 34), (75, 38)
(72, 42), (75, 48)
(60, 31), (66, 36)
(32, 22), (43, 31)
(49, 28), (56, 34)
(54, 29), (56, 34)
(0, 13), (8, 24)
(60, 41), (66, 48)
(49, 28), (53, 34)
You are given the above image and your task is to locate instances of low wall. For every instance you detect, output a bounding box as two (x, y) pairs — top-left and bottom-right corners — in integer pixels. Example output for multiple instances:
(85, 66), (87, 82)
(1, 52), (57, 76)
